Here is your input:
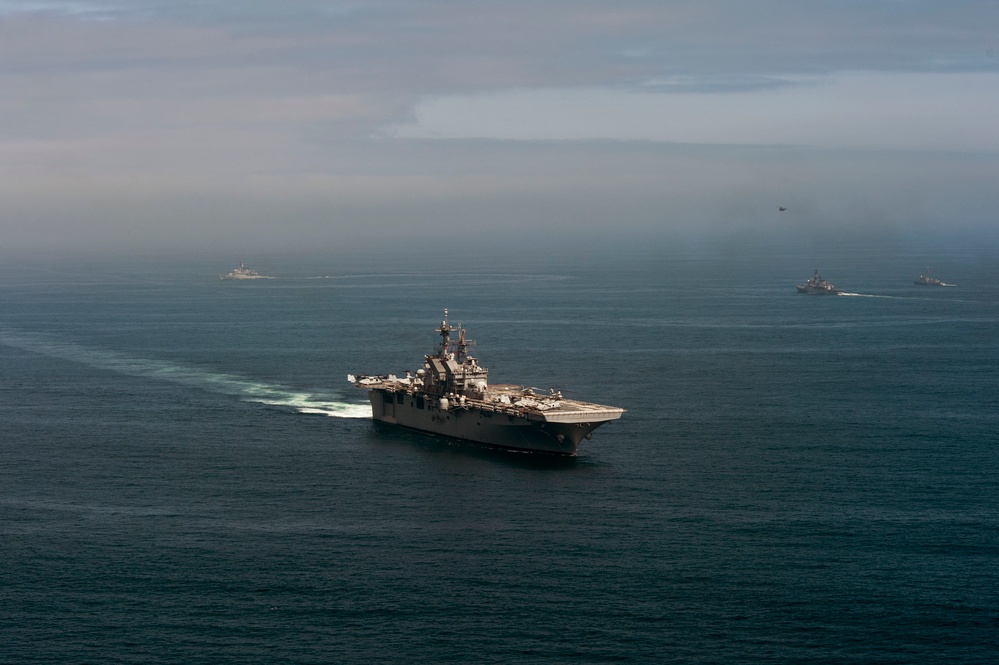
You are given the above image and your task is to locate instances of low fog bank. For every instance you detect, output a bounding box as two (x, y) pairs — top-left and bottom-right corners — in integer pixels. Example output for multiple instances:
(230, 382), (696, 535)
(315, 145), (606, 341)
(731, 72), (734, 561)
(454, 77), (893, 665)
(2, 140), (996, 274)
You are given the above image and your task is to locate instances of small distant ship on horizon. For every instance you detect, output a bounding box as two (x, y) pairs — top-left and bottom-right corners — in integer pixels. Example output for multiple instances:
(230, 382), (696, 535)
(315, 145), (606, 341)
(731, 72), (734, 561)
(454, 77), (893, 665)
(796, 269), (841, 295)
(220, 262), (273, 280)
(914, 269), (954, 287)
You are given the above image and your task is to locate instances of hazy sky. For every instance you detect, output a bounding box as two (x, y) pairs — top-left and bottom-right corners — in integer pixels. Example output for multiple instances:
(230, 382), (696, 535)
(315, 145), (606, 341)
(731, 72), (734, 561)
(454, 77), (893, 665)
(2, 1), (997, 258)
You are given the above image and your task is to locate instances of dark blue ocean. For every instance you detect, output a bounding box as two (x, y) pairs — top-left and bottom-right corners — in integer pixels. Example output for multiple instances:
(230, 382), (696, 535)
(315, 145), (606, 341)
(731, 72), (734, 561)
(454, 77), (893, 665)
(2, 246), (998, 663)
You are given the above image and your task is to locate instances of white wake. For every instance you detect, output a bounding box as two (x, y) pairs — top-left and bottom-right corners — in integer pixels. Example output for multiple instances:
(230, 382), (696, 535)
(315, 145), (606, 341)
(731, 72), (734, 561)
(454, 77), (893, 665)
(838, 292), (899, 299)
(0, 330), (371, 419)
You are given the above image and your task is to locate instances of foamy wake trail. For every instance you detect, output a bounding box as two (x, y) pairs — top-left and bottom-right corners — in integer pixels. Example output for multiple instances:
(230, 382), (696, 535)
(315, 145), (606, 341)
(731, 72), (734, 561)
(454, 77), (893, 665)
(0, 330), (371, 419)
(838, 292), (896, 298)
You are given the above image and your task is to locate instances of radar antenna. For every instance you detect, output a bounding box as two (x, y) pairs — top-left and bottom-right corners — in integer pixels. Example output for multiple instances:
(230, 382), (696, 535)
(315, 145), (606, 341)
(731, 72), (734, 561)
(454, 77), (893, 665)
(455, 326), (476, 362)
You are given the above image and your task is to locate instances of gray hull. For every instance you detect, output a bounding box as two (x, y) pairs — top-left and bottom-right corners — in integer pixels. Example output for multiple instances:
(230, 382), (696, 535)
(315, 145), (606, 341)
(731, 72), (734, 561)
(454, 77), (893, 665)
(796, 286), (840, 295)
(367, 389), (607, 455)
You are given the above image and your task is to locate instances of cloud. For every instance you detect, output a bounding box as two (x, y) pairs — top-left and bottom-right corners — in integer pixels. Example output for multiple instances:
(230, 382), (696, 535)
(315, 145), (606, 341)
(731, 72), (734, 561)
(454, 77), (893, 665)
(0, 2), (997, 257)
(387, 72), (999, 152)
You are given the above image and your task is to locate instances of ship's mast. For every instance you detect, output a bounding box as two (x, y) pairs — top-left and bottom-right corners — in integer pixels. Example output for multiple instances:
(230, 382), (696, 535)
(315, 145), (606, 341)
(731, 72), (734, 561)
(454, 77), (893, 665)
(458, 323), (477, 360)
(434, 308), (476, 362)
(435, 309), (456, 358)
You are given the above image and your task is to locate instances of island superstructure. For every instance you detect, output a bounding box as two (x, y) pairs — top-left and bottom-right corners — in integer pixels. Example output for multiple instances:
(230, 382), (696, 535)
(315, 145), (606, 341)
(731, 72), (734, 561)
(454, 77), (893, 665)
(349, 310), (625, 455)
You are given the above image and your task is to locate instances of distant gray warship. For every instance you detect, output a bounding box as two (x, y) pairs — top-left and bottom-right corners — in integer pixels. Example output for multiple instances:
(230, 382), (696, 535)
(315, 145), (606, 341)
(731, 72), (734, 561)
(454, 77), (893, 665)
(914, 269), (952, 286)
(220, 262), (273, 280)
(349, 310), (625, 455)
(796, 269), (841, 295)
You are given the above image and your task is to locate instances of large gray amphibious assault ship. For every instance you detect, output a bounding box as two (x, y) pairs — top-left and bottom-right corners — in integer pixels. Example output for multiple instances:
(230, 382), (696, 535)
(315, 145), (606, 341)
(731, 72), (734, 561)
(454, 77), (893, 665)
(349, 310), (625, 455)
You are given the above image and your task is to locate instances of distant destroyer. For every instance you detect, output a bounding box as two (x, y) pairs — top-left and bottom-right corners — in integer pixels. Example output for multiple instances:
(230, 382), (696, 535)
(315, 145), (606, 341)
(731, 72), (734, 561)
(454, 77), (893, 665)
(349, 311), (625, 455)
(220, 262), (273, 280)
(796, 269), (841, 295)
(914, 269), (952, 286)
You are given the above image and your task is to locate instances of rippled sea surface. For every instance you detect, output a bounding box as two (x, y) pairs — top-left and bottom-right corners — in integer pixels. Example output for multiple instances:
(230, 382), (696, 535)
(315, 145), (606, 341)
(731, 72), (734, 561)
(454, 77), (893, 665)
(2, 248), (997, 663)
